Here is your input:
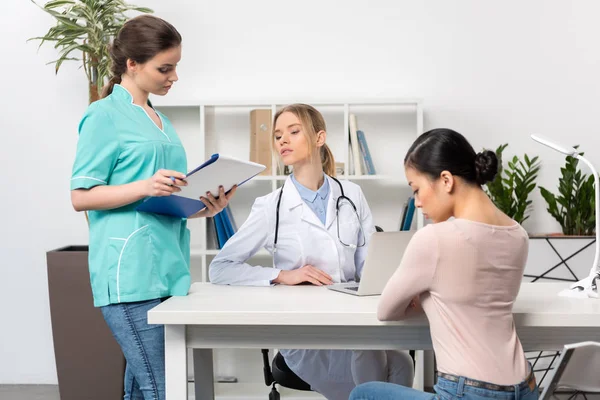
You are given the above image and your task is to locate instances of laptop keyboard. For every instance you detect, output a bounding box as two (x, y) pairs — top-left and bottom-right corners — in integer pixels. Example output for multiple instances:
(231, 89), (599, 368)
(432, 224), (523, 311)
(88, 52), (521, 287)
(346, 286), (359, 291)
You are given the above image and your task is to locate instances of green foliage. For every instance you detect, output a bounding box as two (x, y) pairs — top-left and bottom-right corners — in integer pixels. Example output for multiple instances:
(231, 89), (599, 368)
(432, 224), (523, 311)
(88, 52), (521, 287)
(539, 146), (596, 235)
(29, 0), (152, 101)
(485, 144), (541, 224)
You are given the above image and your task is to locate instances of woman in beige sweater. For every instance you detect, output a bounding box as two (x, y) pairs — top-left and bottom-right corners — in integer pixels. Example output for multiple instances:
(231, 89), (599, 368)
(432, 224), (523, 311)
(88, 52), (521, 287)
(350, 128), (539, 400)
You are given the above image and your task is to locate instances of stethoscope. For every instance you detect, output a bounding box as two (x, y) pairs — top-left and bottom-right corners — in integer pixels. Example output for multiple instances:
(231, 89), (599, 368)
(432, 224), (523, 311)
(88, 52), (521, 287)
(273, 176), (366, 253)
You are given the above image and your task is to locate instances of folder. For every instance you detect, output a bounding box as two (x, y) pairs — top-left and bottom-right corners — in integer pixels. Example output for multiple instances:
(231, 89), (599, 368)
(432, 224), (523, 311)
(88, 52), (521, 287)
(136, 154), (266, 218)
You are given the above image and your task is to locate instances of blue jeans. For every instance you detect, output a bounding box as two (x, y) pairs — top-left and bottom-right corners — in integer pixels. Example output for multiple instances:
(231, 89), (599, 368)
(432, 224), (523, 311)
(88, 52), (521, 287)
(349, 375), (540, 400)
(101, 298), (166, 400)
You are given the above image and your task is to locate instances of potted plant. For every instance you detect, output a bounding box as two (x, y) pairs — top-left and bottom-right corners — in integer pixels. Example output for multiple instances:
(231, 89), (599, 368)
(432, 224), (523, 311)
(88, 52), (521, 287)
(485, 143), (541, 224)
(29, 0), (152, 103)
(539, 146), (595, 236)
(30, 2), (151, 399)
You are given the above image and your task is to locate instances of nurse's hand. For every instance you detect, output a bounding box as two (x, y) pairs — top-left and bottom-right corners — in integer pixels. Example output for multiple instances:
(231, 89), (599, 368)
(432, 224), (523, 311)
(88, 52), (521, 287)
(191, 185), (237, 218)
(144, 169), (187, 197)
(273, 265), (334, 286)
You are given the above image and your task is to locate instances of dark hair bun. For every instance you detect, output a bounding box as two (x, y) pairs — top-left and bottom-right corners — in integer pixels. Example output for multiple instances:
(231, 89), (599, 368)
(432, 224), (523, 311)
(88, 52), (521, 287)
(474, 150), (498, 185)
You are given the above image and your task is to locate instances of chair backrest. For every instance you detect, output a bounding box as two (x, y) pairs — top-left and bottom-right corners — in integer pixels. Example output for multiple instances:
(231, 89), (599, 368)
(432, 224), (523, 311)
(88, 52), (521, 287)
(540, 341), (600, 399)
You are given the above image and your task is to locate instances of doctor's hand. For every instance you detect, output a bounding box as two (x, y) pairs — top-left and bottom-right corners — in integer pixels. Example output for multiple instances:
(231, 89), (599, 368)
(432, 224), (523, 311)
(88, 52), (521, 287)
(273, 265), (334, 286)
(190, 185), (238, 219)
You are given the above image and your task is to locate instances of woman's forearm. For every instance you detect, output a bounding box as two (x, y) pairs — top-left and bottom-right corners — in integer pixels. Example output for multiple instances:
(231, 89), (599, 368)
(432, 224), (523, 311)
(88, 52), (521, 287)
(71, 181), (147, 211)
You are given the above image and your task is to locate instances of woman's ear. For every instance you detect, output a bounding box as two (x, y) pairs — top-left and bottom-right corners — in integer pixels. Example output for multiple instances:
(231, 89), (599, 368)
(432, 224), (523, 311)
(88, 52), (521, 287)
(316, 130), (327, 147)
(126, 58), (138, 74)
(439, 170), (455, 193)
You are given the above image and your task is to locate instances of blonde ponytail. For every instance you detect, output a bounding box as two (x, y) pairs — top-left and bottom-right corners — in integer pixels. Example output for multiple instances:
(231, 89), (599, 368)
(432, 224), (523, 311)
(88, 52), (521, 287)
(321, 144), (336, 177)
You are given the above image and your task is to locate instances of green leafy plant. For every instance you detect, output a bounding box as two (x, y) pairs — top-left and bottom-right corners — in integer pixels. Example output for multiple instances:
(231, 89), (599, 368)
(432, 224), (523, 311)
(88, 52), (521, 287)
(485, 144), (541, 224)
(29, 0), (152, 103)
(539, 146), (596, 235)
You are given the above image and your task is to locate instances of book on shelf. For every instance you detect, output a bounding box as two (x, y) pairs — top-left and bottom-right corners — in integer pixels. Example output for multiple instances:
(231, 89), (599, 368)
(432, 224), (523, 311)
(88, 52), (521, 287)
(399, 197), (416, 231)
(348, 113), (362, 175)
(399, 197), (409, 230)
(356, 129), (376, 175)
(207, 216), (218, 250)
(348, 113), (376, 175)
(250, 109), (273, 176)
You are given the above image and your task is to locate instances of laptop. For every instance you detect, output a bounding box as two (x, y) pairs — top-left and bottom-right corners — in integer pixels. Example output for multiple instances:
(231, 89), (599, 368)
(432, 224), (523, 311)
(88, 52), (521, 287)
(327, 231), (414, 296)
(539, 341), (600, 400)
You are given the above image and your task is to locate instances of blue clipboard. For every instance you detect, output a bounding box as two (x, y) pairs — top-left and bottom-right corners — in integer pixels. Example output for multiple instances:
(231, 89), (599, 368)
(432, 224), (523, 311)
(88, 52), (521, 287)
(136, 154), (266, 218)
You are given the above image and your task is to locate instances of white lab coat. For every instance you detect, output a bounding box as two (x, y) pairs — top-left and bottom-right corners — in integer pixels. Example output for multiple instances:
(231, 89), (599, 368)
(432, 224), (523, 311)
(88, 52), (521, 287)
(209, 175), (412, 399)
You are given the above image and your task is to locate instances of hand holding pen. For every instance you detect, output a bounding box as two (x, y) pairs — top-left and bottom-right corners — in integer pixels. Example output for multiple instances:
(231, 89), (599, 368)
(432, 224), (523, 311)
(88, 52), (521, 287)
(144, 169), (187, 197)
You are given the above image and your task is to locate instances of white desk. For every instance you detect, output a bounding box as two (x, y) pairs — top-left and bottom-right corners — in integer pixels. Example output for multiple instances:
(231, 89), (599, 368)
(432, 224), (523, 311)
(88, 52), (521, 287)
(148, 282), (600, 400)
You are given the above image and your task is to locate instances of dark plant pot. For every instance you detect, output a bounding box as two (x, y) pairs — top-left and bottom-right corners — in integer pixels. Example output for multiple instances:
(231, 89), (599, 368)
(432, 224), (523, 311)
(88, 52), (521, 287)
(47, 245), (125, 400)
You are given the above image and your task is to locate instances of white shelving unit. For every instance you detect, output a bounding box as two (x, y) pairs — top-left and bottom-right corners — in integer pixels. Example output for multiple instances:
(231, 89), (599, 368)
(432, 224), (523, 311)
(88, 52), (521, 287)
(154, 98), (424, 281)
(153, 98), (426, 392)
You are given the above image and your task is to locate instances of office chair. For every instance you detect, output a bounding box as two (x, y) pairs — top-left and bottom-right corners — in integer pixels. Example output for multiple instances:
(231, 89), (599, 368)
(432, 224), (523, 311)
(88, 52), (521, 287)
(539, 341), (600, 400)
(261, 348), (417, 399)
(261, 349), (311, 400)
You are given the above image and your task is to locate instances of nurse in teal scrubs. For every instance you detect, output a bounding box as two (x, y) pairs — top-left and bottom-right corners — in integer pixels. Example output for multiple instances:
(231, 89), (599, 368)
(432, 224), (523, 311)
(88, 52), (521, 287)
(70, 15), (235, 400)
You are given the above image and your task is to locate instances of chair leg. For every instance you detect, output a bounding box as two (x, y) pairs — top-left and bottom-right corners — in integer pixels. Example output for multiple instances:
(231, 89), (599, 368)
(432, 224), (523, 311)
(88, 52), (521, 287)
(269, 383), (280, 400)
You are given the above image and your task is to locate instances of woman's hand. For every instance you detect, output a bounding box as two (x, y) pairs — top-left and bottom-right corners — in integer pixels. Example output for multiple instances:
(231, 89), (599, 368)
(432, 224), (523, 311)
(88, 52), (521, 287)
(143, 169), (187, 197)
(273, 265), (334, 286)
(190, 185), (237, 218)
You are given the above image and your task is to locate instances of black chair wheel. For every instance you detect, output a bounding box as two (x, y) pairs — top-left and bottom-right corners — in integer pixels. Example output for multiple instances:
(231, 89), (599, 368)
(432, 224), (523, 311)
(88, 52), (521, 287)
(269, 384), (281, 400)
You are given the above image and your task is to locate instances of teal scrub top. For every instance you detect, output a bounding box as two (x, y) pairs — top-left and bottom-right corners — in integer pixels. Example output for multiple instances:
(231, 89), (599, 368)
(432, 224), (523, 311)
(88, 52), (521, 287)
(71, 84), (190, 307)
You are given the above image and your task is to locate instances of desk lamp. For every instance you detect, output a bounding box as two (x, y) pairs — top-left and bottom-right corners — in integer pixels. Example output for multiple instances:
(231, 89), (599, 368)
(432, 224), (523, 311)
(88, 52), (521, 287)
(531, 135), (599, 299)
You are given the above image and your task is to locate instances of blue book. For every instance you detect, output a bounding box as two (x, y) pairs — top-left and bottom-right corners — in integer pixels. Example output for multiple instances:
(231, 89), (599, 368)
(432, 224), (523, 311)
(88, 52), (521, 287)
(402, 197), (416, 231)
(214, 212), (229, 248)
(356, 130), (376, 175)
(221, 206), (236, 239)
(399, 197), (410, 231)
(136, 154), (266, 218)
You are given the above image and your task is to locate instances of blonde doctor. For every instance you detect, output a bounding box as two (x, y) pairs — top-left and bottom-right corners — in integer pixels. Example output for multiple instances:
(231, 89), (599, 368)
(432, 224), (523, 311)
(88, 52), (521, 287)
(209, 104), (414, 400)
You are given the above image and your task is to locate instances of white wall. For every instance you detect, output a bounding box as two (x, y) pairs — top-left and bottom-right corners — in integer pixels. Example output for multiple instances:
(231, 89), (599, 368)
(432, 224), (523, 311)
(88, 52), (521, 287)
(2, 0), (600, 384)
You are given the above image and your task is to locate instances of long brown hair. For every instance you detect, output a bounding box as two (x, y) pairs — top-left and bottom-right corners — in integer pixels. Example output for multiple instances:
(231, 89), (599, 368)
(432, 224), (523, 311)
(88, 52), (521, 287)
(272, 104), (336, 176)
(102, 15), (182, 98)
